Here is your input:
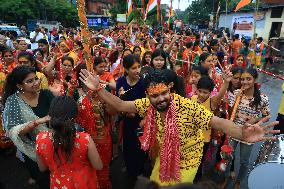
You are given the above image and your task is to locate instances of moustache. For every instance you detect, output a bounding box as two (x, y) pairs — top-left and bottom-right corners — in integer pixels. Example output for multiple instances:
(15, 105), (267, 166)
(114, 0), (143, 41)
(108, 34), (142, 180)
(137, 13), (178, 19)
(157, 100), (167, 105)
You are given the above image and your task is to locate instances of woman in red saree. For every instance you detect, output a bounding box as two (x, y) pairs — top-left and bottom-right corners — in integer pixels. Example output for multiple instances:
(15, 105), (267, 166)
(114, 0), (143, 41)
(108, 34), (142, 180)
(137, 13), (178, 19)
(77, 57), (115, 189)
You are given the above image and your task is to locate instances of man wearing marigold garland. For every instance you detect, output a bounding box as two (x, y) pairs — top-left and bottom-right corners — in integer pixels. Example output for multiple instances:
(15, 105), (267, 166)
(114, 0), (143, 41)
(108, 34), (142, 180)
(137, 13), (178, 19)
(79, 69), (279, 186)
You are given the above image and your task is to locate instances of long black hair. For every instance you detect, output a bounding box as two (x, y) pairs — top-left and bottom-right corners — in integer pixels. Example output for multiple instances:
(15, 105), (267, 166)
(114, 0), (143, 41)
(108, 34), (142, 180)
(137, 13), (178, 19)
(49, 96), (78, 163)
(243, 68), (261, 110)
(111, 39), (125, 63)
(150, 49), (167, 70)
(2, 66), (36, 106)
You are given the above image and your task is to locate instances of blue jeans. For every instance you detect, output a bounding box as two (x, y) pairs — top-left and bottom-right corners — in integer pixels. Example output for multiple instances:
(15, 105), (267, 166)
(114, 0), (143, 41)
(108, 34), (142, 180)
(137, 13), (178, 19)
(225, 139), (253, 188)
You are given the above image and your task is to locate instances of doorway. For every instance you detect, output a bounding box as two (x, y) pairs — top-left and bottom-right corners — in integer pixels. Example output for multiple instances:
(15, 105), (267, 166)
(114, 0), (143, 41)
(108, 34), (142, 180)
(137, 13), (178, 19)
(269, 22), (282, 39)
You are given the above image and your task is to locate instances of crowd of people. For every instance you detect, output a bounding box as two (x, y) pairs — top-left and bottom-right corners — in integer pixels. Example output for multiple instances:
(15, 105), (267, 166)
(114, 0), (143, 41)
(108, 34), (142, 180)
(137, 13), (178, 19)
(0, 23), (282, 189)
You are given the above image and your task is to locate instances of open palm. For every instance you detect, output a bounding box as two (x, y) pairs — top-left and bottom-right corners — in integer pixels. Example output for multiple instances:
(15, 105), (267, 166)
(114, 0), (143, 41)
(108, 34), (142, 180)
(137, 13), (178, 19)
(79, 69), (99, 91)
(242, 117), (279, 143)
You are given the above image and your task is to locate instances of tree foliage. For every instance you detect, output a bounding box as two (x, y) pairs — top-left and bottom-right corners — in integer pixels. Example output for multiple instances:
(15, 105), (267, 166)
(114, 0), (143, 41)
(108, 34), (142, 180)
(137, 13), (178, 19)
(185, 0), (213, 25)
(110, 0), (145, 23)
(184, 0), (261, 25)
(110, 0), (127, 20)
(0, 0), (79, 27)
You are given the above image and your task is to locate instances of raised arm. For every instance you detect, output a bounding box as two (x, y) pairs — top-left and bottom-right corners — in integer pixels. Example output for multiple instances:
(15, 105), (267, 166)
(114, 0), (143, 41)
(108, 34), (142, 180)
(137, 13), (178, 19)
(42, 54), (56, 79)
(209, 116), (279, 143)
(97, 88), (137, 113)
(211, 67), (232, 109)
(165, 35), (180, 53)
(79, 69), (137, 113)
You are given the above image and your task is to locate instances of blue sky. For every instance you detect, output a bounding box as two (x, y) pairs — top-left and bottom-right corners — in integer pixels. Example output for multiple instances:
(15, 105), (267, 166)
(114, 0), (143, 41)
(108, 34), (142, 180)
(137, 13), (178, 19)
(161, 0), (192, 11)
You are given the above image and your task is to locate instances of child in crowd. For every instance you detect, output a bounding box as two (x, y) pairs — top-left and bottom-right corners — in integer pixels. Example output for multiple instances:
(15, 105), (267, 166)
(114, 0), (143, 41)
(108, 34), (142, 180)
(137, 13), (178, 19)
(185, 66), (208, 98)
(191, 68), (232, 182)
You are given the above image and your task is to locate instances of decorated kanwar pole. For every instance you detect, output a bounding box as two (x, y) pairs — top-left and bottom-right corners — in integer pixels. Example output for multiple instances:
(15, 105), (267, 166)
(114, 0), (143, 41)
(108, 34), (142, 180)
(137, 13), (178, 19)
(76, 0), (93, 72)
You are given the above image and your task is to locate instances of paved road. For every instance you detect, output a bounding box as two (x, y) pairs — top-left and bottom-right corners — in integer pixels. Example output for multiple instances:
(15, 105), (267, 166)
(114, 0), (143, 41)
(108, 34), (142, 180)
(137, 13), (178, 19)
(0, 62), (283, 189)
(225, 62), (284, 189)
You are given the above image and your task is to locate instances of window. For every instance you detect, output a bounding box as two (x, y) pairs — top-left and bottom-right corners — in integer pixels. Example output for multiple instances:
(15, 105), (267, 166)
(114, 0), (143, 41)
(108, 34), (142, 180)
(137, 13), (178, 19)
(269, 22), (282, 38)
(271, 7), (283, 18)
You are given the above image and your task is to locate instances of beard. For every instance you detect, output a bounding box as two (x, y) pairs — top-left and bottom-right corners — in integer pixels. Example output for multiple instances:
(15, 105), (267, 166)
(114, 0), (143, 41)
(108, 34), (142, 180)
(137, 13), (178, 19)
(152, 100), (170, 112)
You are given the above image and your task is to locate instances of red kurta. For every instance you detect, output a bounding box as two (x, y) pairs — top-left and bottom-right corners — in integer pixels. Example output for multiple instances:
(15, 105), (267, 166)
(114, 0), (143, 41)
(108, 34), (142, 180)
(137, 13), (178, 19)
(36, 132), (99, 189)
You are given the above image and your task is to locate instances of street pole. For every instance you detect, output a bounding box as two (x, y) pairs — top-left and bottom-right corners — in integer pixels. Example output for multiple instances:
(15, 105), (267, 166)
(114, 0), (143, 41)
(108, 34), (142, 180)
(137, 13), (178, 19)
(141, 0), (145, 20)
(225, 0), (228, 29)
(253, 0), (260, 38)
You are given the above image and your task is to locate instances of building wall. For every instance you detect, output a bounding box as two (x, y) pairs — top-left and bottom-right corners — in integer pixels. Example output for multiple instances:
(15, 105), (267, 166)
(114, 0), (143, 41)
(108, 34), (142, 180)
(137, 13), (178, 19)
(87, 0), (114, 15)
(218, 8), (284, 42)
(218, 12), (265, 35)
(262, 0), (284, 4)
(262, 8), (284, 41)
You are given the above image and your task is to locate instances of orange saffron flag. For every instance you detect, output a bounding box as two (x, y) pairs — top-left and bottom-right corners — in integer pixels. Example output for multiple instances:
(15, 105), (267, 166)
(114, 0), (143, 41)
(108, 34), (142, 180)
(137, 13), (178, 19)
(235, 0), (251, 12)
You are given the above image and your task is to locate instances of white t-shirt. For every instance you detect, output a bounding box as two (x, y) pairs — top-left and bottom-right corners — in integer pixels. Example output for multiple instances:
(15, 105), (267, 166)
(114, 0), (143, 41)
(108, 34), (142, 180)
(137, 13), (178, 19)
(30, 31), (44, 50)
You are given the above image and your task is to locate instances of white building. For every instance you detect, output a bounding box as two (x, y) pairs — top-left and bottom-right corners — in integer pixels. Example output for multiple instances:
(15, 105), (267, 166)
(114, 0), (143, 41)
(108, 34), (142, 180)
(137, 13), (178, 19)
(219, 5), (284, 42)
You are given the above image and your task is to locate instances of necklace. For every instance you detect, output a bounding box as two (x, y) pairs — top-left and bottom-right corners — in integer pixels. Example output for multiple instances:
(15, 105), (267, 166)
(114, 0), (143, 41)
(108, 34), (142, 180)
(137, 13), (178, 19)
(81, 89), (105, 140)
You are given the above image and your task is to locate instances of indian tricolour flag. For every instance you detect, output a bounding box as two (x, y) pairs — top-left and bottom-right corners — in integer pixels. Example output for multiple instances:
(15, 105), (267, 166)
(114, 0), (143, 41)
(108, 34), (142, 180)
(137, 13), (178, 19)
(144, 0), (158, 21)
(127, 0), (134, 23)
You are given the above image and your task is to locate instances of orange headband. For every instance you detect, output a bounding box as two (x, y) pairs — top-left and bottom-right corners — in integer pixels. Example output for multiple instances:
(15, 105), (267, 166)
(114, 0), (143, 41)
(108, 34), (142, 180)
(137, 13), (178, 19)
(147, 83), (168, 96)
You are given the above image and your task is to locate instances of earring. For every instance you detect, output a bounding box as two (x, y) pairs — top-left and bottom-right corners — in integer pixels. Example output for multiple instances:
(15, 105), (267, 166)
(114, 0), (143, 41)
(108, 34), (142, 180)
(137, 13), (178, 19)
(18, 88), (24, 93)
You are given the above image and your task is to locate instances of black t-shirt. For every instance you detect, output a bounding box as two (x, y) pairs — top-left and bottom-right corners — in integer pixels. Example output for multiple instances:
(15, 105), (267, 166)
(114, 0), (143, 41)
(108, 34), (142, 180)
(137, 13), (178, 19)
(31, 90), (54, 118)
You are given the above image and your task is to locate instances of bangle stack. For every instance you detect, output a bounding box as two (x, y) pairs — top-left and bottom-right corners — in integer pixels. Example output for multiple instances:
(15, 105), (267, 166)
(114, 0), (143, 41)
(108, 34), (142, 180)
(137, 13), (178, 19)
(94, 84), (104, 93)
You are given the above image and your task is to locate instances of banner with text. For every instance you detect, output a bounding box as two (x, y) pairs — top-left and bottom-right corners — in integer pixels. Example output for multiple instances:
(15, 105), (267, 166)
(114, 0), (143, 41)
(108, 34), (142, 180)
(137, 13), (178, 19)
(232, 15), (254, 38)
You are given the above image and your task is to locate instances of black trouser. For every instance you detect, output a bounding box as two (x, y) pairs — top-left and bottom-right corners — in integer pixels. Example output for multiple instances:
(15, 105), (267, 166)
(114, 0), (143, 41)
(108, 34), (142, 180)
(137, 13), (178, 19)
(194, 142), (210, 183)
(23, 154), (50, 189)
(274, 113), (284, 135)
(263, 57), (273, 70)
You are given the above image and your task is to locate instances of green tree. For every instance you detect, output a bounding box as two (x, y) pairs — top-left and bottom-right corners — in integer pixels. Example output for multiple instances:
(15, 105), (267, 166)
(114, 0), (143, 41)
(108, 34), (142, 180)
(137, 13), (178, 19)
(0, 0), (78, 27)
(110, 0), (127, 21)
(185, 0), (212, 25)
(42, 0), (78, 27)
(0, 0), (38, 24)
(184, 0), (262, 26)
(110, 0), (145, 24)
